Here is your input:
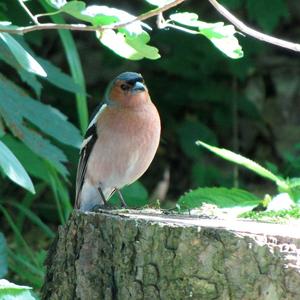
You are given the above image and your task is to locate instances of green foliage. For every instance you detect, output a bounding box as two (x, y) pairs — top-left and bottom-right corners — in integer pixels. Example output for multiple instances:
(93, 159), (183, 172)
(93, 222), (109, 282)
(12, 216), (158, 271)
(0, 279), (37, 300)
(196, 140), (287, 188)
(0, 33), (46, 77)
(0, 233), (7, 278)
(196, 140), (300, 203)
(240, 206), (300, 222)
(44, 1), (160, 60)
(0, 140), (35, 194)
(178, 187), (259, 210)
(169, 12), (243, 59)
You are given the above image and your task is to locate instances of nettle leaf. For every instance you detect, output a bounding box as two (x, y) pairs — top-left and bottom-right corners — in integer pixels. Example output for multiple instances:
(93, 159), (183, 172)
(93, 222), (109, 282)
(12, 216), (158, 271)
(45, 0), (67, 10)
(0, 140), (35, 194)
(0, 232), (8, 278)
(0, 33), (47, 77)
(170, 12), (243, 59)
(196, 140), (288, 189)
(58, 2), (160, 60)
(144, 0), (173, 7)
(178, 187), (260, 210)
(0, 279), (36, 300)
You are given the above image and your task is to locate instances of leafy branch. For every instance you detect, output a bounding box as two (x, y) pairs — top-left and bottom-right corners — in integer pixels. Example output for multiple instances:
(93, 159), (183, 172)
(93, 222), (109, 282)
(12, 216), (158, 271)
(0, 0), (299, 55)
(0, 0), (186, 35)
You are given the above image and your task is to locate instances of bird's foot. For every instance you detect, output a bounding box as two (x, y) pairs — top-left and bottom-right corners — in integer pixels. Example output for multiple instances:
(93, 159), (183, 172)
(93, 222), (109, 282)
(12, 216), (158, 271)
(91, 203), (115, 212)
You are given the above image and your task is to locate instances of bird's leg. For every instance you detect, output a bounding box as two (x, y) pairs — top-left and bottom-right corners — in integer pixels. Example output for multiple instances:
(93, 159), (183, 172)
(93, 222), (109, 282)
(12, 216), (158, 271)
(98, 186), (107, 205)
(115, 188), (127, 208)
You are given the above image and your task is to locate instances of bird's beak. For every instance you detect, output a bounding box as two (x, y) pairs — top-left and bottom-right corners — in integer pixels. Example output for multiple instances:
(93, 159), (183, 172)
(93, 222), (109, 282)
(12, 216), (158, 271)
(132, 81), (145, 93)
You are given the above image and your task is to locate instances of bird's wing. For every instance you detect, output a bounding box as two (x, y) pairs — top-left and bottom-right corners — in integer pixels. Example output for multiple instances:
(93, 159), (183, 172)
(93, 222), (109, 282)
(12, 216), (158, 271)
(75, 103), (107, 208)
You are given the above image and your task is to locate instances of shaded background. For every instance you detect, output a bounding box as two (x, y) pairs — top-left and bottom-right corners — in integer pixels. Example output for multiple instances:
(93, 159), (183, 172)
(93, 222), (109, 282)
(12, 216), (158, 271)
(1, 0), (300, 289)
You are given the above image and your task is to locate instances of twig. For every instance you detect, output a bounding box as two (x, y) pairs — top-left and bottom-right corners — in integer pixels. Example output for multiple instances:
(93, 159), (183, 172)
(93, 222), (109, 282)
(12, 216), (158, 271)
(208, 0), (300, 52)
(0, 0), (186, 35)
(17, 0), (39, 25)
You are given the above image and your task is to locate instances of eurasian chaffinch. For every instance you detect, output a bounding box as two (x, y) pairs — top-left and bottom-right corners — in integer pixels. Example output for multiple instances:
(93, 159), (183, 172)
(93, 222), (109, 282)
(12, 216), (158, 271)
(75, 72), (161, 211)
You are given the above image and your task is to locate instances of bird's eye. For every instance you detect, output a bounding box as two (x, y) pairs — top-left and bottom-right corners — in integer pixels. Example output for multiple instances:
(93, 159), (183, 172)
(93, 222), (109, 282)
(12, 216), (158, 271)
(120, 84), (130, 91)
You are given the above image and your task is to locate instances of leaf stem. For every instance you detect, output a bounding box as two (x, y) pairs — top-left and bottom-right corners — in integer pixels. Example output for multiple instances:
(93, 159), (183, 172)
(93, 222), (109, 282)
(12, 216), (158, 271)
(17, 0), (39, 25)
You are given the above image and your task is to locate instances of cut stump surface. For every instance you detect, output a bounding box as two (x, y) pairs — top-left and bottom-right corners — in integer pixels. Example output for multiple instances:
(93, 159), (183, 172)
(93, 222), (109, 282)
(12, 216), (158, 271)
(42, 210), (300, 300)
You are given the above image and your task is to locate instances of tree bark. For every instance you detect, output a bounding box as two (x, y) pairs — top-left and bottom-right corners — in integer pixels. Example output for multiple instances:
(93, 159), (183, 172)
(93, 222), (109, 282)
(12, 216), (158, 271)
(42, 210), (300, 300)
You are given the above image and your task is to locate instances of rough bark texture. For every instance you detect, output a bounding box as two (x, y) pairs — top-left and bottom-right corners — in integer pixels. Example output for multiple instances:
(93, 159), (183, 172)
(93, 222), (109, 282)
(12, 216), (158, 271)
(42, 210), (300, 300)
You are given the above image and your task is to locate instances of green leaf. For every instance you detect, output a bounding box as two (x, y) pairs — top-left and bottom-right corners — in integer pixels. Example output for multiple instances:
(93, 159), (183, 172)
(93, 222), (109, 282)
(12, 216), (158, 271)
(1, 135), (52, 184)
(0, 33), (47, 77)
(40, 3), (89, 133)
(98, 29), (160, 60)
(0, 140), (35, 194)
(45, 0), (67, 10)
(37, 57), (83, 94)
(0, 42), (42, 97)
(178, 187), (260, 210)
(284, 178), (300, 202)
(144, 0), (173, 6)
(109, 181), (148, 207)
(57, 2), (160, 60)
(0, 233), (7, 278)
(0, 74), (82, 148)
(170, 12), (243, 59)
(0, 21), (19, 30)
(0, 75), (71, 177)
(196, 140), (287, 189)
(0, 279), (36, 300)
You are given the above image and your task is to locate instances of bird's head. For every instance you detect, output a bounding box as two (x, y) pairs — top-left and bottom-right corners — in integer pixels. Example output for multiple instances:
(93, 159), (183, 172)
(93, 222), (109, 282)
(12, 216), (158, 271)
(105, 72), (150, 107)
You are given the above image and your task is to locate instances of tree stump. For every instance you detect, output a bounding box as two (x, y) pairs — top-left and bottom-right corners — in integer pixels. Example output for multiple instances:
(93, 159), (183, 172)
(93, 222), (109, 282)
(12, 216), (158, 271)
(42, 210), (300, 300)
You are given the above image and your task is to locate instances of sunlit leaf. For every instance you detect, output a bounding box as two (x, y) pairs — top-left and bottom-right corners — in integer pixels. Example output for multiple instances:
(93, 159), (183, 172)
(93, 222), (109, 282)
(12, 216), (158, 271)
(2, 135), (52, 184)
(58, 2), (160, 60)
(0, 140), (35, 194)
(196, 140), (288, 189)
(0, 33), (47, 77)
(144, 0), (173, 6)
(98, 30), (144, 60)
(170, 12), (243, 59)
(0, 21), (19, 30)
(178, 187), (259, 210)
(45, 0), (67, 10)
(0, 279), (36, 300)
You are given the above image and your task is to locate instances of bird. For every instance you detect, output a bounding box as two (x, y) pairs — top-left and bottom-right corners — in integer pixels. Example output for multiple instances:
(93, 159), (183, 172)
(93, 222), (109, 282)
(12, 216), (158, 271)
(75, 72), (161, 211)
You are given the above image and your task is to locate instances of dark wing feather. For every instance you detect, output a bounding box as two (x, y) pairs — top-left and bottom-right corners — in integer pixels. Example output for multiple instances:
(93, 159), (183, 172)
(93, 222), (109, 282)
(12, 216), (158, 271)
(75, 103), (106, 208)
(75, 124), (97, 208)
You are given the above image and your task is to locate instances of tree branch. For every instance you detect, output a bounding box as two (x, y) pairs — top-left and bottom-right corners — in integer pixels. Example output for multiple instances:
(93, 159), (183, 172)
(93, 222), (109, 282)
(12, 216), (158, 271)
(0, 0), (186, 35)
(208, 0), (300, 52)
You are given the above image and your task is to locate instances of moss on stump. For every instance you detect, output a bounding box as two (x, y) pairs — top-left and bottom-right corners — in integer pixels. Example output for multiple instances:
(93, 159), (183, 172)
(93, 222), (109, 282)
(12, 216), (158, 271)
(42, 210), (300, 300)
